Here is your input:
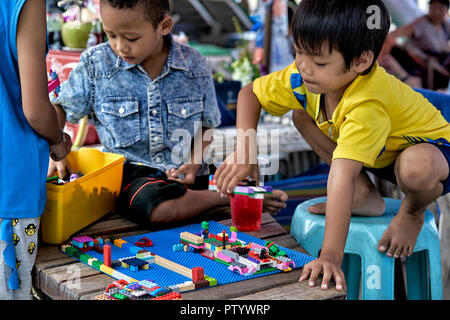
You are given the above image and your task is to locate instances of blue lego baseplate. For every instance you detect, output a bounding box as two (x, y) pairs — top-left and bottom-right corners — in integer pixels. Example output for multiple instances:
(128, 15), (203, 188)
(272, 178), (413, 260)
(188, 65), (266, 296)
(65, 221), (315, 290)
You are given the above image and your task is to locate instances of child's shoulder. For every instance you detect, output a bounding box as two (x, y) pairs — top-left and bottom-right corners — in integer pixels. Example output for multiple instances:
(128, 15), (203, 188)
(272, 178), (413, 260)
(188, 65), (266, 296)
(171, 40), (211, 77)
(78, 42), (117, 70)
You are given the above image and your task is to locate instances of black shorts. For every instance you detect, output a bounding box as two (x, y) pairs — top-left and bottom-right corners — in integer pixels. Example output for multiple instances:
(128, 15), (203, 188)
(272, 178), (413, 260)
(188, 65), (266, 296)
(116, 163), (188, 227)
(364, 143), (450, 196)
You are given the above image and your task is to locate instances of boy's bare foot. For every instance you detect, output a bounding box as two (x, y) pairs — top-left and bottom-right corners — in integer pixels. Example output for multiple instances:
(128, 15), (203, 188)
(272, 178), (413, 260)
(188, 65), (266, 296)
(308, 171), (385, 216)
(308, 191), (385, 216)
(263, 189), (288, 214)
(377, 209), (425, 258)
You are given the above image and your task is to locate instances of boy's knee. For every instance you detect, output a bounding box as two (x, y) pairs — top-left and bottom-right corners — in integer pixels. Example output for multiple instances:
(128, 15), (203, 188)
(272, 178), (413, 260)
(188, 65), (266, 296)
(396, 144), (444, 192)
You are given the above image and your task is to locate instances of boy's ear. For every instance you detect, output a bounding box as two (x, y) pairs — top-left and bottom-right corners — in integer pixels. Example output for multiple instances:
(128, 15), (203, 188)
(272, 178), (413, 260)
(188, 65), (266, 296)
(158, 15), (173, 35)
(353, 51), (374, 73)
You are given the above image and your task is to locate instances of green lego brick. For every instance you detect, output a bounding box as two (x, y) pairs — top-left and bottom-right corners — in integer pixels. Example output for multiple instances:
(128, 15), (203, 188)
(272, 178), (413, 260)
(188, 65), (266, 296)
(92, 260), (103, 270)
(80, 254), (93, 263)
(254, 267), (277, 275)
(204, 275), (217, 286)
(71, 248), (82, 259)
(64, 246), (76, 255)
(112, 293), (128, 300)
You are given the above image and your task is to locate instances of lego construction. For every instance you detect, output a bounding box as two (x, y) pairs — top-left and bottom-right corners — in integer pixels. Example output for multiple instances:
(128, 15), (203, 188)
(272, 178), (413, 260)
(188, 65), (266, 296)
(61, 221), (315, 299)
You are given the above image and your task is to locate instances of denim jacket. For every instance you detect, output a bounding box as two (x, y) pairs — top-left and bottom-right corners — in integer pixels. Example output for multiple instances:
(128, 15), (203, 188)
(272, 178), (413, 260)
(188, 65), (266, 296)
(52, 35), (221, 172)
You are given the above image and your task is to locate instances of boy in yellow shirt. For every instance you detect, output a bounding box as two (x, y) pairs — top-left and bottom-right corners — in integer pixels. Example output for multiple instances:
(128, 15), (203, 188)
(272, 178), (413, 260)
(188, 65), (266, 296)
(214, 0), (450, 292)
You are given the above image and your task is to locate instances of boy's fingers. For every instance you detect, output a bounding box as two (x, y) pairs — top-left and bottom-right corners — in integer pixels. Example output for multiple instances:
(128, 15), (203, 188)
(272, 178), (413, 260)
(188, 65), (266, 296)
(308, 265), (321, 287)
(299, 265), (311, 282)
(220, 169), (235, 196)
(215, 164), (231, 194)
(334, 271), (346, 291)
(321, 267), (332, 290)
(227, 172), (244, 194)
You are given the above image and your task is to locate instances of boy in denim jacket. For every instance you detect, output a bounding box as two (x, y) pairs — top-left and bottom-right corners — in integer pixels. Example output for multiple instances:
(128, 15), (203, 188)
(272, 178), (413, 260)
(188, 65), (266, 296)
(50, 0), (287, 227)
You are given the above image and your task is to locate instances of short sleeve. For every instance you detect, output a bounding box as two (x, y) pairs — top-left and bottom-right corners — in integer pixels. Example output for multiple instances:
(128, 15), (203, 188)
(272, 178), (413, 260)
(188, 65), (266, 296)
(333, 102), (391, 166)
(253, 63), (304, 117)
(201, 67), (221, 128)
(51, 53), (92, 123)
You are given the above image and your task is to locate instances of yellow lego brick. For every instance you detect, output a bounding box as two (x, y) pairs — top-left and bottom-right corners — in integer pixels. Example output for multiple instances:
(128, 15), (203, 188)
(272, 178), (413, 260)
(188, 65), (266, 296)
(99, 264), (114, 275)
(113, 239), (126, 248)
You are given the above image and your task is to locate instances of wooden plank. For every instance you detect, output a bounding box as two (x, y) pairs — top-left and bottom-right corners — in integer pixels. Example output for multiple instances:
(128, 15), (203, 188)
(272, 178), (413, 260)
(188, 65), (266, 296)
(182, 268), (303, 300)
(233, 280), (345, 300)
(33, 246), (79, 288)
(38, 262), (104, 300)
(57, 273), (114, 300)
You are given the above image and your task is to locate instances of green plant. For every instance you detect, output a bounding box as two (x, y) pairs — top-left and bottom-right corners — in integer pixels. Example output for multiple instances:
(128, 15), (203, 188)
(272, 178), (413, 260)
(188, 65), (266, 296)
(214, 16), (260, 86)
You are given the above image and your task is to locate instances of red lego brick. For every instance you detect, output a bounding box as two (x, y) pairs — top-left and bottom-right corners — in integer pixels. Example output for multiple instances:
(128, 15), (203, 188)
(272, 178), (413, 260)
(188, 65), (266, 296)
(192, 266), (205, 282)
(103, 244), (111, 267)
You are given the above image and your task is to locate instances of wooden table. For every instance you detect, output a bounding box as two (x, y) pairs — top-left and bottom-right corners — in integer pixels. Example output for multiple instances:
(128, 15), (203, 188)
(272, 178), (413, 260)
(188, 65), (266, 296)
(32, 209), (346, 300)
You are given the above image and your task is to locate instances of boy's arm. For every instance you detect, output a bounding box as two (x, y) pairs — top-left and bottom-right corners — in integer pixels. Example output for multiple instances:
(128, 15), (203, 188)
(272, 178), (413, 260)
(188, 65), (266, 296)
(292, 109), (335, 165)
(300, 158), (362, 291)
(16, 0), (65, 145)
(214, 83), (261, 195)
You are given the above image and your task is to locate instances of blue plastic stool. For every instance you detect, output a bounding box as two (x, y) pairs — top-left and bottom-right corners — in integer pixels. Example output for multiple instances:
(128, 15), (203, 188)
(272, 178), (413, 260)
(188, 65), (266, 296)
(290, 197), (443, 300)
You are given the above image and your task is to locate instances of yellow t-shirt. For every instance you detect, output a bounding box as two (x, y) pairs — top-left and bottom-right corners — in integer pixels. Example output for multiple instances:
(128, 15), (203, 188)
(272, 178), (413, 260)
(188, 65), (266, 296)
(253, 62), (450, 168)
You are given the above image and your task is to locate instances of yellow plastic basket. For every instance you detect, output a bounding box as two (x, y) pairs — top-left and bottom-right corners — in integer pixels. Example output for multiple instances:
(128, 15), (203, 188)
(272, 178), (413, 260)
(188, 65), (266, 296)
(41, 148), (125, 244)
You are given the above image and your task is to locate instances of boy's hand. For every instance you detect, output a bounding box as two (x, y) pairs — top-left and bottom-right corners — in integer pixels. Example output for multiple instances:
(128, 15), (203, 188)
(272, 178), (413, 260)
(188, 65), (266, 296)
(47, 157), (75, 179)
(49, 132), (72, 162)
(214, 151), (260, 196)
(166, 164), (201, 185)
(299, 254), (346, 292)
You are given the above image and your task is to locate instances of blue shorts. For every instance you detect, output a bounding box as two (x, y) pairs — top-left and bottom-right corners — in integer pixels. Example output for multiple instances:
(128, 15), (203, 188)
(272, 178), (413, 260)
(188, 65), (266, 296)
(364, 143), (450, 196)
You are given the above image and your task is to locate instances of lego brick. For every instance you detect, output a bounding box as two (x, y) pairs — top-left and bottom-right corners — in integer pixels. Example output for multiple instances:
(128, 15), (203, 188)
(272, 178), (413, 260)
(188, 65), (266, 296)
(100, 264), (115, 275)
(177, 281), (195, 292)
(128, 245), (142, 255)
(113, 238), (127, 248)
(92, 260), (103, 270)
(152, 292), (182, 300)
(154, 255), (192, 279)
(103, 244), (111, 267)
(204, 275), (217, 286)
(192, 267), (205, 282)
(194, 279), (210, 289)
(80, 253), (92, 263)
(180, 232), (204, 245)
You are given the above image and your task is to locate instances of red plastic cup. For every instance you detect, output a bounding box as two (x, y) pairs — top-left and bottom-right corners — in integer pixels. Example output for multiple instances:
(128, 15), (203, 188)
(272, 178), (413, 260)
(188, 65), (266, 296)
(230, 193), (263, 231)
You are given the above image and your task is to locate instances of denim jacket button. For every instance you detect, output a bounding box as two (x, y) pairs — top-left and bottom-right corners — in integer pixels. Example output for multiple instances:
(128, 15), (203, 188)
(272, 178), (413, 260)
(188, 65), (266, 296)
(118, 107), (125, 114)
(181, 108), (187, 115)
(152, 109), (158, 116)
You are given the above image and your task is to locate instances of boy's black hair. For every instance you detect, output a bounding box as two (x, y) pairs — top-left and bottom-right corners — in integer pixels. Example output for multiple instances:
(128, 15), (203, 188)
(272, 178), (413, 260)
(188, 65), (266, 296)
(102, 0), (171, 27)
(291, 0), (390, 75)
(430, 0), (450, 8)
